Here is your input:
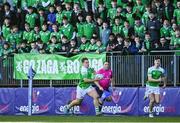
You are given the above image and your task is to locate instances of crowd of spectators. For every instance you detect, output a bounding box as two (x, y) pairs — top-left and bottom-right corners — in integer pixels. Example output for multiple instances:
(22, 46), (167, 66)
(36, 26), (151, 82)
(0, 0), (179, 58)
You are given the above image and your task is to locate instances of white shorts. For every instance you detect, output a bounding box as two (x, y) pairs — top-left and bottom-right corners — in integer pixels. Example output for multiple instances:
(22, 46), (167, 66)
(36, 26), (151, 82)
(76, 85), (95, 99)
(146, 85), (160, 95)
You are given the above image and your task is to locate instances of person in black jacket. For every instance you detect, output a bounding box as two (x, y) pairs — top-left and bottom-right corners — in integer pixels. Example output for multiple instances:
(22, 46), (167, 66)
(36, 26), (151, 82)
(157, 37), (170, 50)
(152, 0), (164, 22)
(147, 12), (161, 43)
(0, 5), (4, 28)
(71, 3), (85, 27)
(114, 34), (124, 52)
(16, 6), (26, 30)
(3, 2), (17, 26)
(60, 35), (70, 53)
(162, 0), (174, 22)
(67, 39), (79, 56)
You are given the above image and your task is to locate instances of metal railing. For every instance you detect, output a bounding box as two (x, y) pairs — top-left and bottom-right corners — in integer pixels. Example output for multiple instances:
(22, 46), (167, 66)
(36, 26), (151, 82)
(0, 53), (179, 87)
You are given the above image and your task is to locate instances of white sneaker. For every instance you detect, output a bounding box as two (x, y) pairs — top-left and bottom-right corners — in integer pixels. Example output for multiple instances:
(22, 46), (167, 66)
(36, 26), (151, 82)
(149, 113), (154, 118)
(96, 111), (102, 116)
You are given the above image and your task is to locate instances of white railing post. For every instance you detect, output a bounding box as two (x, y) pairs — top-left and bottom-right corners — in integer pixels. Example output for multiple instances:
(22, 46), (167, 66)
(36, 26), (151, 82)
(141, 55), (145, 87)
(173, 55), (177, 87)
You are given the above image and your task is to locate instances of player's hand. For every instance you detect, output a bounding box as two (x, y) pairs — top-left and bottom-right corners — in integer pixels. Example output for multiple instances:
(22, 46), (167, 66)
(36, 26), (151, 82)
(99, 86), (104, 91)
(162, 84), (166, 89)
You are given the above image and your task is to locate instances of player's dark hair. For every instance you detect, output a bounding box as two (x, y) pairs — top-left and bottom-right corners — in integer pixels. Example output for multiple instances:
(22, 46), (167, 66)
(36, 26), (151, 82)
(154, 56), (161, 61)
(81, 57), (88, 63)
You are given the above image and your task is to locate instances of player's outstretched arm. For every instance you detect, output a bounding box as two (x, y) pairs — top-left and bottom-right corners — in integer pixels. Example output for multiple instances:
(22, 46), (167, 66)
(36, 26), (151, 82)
(83, 78), (101, 83)
(94, 81), (104, 91)
(161, 76), (167, 89)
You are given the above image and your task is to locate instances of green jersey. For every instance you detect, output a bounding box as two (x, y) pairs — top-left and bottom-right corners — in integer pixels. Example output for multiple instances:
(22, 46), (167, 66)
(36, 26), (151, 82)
(134, 25), (145, 38)
(32, 31), (40, 42)
(64, 0), (72, 3)
(56, 12), (63, 24)
(142, 12), (150, 26)
(76, 22), (84, 37)
(40, 16), (45, 28)
(112, 25), (123, 35)
(173, 8), (180, 25)
(83, 22), (96, 39)
(141, 0), (151, 5)
(170, 29), (176, 37)
(144, 39), (151, 51)
(6, 32), (22, 44)
(87, 43), (98, 51)
(133, 5), (144, 18)
(39, 30), (51, 43)
(126, 12), (134, 26)
(79, 42), (90, 51)
(78, 66), (94, 89)
(13, 0), (18, 6)
(147, 66), (165, 87)
(99, 9), (107, 21)
(47, 43), (61, 53)
(107, 8), (117, 20)
(79, 0), (85, 9)
(23, 30), (34, 42)
(122, 27), (129, 38)
(62, 10), (73, 21)
(2, 25), (11, 39)
(104, 0), (112, 9)
(170, 36), (180, 46)
(117, 0), (123, 7)
(59, 24), (74, 40)
(25, 13), (38, 29)
(50, 32), (61, 40)
(160, 26), (171, 37)
(27, 0), (39, 7)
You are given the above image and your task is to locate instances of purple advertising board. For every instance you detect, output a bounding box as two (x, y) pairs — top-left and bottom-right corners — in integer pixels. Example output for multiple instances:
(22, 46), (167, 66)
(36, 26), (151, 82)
(0, 87), (180, 116)
(15, 88), (54, 115)
(55, 87), (95, 115)
(101, 88), (138, 115)
(55, 87), (139, 115)
(0, 88), (15, 115)
(138, 87), (180, 116)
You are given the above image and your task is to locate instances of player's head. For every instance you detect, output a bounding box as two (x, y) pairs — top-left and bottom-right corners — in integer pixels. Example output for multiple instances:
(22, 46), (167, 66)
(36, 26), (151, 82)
(103, 62), (110, 70)
(82, 57), (89, 68)
(154, 57), (161, 67)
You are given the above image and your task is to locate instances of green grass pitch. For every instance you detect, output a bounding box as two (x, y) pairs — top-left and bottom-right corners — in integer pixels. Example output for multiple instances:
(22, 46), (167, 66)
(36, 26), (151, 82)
(0, 116), (180, 122)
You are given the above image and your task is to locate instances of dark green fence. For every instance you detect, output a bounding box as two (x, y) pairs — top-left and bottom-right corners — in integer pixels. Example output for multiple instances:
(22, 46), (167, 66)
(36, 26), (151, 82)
(0, 53), (179, 87)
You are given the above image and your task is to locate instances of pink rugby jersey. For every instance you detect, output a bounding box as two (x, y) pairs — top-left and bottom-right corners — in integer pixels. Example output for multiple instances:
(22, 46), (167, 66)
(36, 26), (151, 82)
(96, 68), (113, 90)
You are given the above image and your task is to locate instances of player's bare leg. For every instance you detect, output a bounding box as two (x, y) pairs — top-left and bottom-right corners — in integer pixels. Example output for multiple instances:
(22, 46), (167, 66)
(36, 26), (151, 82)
(105, 96), (112, 102)
(68, 99), (82, 108)
(64, 99), (82, 113)
(149, 94), (155, 118)
(154, 94), (160, 115)
(154, 94), (160, 104)
(88, 89), (101, 115)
